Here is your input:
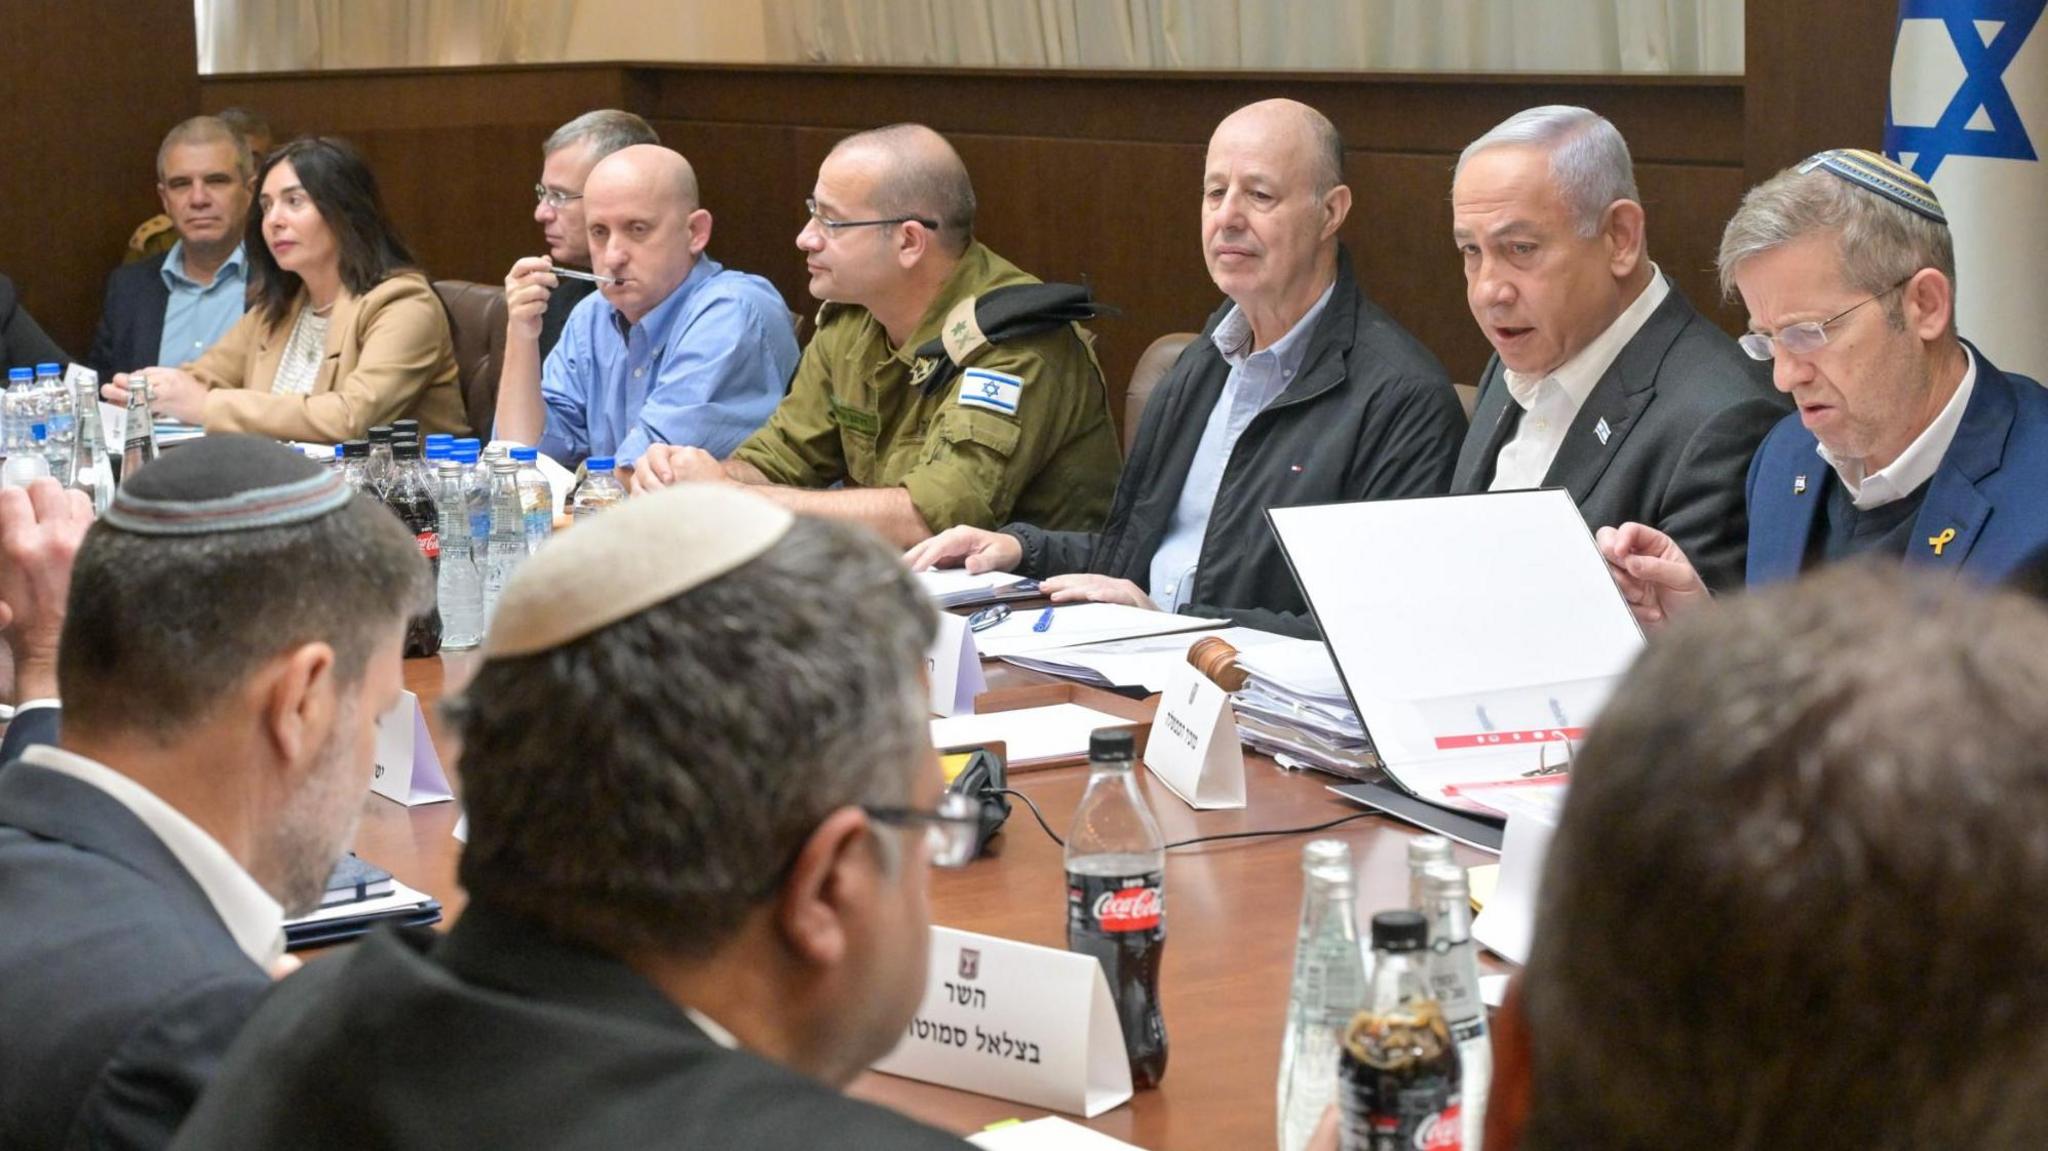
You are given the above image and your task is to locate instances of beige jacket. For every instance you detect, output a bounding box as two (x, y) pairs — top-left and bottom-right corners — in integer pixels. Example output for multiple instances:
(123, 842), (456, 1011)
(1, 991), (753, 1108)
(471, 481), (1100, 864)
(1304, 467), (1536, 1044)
(189, 272), (469, 442)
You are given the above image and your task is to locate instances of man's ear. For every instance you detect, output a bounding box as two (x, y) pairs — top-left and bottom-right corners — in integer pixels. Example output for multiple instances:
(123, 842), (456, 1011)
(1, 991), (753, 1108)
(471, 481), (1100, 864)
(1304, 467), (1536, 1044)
(1484, 972), (1534, 1151)
(1320, 184), (1353, 242)
(1900, 266), (1954, 341)
(686, 207), (713, 256)
(256, 641), (336, 777)
(774, 807), (874, 968)
(895, 220), (933, 270)
(1603, 198), (1647, 280)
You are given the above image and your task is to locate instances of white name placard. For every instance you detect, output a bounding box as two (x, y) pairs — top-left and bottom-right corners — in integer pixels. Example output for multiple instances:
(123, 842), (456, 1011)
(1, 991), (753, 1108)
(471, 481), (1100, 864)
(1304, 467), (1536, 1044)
(927, 608), (988, 717)
(370, 689), (454, 806)
(872, 926), (1134, 1118)
(1142, 660), (1245, 809)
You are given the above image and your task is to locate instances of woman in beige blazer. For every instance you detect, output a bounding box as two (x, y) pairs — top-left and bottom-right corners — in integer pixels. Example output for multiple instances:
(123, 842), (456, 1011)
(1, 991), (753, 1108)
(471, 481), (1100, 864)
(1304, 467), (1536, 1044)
(107, 137), (469, 442)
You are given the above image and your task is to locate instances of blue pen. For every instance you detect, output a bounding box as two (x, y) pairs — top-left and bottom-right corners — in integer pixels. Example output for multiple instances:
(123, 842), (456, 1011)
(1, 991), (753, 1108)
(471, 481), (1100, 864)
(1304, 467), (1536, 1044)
(1031, 606), (1056, 633)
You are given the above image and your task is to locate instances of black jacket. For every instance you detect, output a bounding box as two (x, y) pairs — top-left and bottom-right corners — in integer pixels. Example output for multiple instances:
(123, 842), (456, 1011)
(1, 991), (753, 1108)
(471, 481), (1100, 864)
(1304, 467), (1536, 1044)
(1006, 249), (1467, 637)
(169, 905), (970, 1150)
(0, 274), (69, 371)
(1451, 279), (1787, 592)
(86, 253), (173, 377)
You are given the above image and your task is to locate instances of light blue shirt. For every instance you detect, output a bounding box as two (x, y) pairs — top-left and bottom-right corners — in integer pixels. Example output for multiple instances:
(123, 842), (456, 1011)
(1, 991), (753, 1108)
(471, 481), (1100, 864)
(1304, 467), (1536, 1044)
(158, 241), (248, 367)
(1147, 280), (1335, 611)
(538, 256), (799, 468)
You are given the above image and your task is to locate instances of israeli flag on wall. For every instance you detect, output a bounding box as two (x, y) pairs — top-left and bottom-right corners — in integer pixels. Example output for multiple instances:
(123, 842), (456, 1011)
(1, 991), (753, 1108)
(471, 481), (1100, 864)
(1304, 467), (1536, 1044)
(1885, 0), (2048, 379)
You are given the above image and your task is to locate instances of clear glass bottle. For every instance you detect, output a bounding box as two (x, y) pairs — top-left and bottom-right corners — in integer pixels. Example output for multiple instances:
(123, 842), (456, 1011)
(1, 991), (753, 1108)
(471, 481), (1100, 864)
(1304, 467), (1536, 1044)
(68, 374), (111, 515)
(1406, 835), (1453, 914)
(510, 445), (553, 553)
(1278, 840), (1370, 1151)
(1421, 862), (1489, 1151)
(568, 457), (627, 520)
(434, 457), (484, 651)
(121, 374), (159, 484)
(480, 456), (527, 624)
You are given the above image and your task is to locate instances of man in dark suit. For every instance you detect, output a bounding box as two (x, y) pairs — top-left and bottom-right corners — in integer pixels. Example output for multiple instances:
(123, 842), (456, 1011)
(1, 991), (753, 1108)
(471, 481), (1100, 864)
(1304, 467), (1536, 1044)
(86, 117), (255, 378)
(1448, 106), (1786, 593)
(0, 273), (68, 371)
(0, 439), (428, 1151)
(174, 484), (973, 1149)
(1602, 150), (2048, 626)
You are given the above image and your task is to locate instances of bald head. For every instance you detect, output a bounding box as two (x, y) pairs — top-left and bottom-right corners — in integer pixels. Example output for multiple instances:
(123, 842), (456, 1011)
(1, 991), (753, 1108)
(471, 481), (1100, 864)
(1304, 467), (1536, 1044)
(828, 123), (976, 254)
(586, 144), (700, 214)
(1214, 99), (1344, 197)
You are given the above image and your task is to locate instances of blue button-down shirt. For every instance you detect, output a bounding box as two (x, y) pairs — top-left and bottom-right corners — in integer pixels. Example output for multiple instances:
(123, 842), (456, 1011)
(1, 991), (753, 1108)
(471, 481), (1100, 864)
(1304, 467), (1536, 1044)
(158, 241), (249, 367)
(538, 256), (799, 468)
(1147, 280), (1334, 611)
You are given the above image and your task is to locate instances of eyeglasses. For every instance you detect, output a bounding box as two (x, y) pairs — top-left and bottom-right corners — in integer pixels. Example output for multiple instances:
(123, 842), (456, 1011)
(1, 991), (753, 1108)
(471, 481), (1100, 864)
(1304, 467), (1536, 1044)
(864, 790), (981, 868)
(534, 184), (585, 209)
(805, 197), (937, 234)
(1737, 275), (1914, 361)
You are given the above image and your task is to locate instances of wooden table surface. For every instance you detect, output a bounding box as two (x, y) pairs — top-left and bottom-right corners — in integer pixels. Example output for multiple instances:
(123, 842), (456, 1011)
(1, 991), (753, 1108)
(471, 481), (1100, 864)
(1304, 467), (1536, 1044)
(354, 652), (1493, 1151)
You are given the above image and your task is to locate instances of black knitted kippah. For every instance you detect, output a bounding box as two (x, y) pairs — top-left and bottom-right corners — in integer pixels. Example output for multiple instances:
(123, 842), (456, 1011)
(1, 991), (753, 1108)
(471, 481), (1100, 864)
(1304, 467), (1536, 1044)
(105, 435), (354, 536)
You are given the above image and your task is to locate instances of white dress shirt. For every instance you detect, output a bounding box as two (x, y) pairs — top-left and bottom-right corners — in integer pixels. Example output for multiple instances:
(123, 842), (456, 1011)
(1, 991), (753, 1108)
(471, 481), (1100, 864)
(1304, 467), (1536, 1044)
(1489, 267), (1671, 491)
(21, 743), (285, 968)
(1816, 344), (1977, 510)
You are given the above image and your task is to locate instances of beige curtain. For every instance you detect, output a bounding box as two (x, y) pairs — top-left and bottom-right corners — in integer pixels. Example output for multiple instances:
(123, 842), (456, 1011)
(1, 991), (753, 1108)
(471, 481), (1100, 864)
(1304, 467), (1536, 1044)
(197, 0), (1741, 74)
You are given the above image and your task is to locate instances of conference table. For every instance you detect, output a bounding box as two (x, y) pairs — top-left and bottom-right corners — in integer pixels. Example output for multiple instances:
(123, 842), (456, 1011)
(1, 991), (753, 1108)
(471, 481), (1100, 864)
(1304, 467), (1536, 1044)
(356, 649), (1495, 1150)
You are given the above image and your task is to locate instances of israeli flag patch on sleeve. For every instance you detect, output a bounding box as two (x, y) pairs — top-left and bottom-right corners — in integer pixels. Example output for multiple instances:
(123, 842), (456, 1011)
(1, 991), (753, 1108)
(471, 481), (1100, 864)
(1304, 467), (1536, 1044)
(957, 367), (1024, 416)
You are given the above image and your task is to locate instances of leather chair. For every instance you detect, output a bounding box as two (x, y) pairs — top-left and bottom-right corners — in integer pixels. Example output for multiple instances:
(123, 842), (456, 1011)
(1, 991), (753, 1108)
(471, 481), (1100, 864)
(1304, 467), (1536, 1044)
(1123, 333), (1197, 454)
(432, 279), (508, 440)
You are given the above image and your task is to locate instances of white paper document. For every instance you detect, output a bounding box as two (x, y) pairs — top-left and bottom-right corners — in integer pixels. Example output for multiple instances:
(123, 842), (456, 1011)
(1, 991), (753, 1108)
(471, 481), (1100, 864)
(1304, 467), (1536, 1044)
(969, 1117), (1150, 1150)
(282, 879), (434, 928)
(1270, 490), (1643, 809)
(971, 603), (1225, 660)
(931, 704), (1136, 764)
(917, 567), (1033, 607)
(1002, 626), (1291, 692)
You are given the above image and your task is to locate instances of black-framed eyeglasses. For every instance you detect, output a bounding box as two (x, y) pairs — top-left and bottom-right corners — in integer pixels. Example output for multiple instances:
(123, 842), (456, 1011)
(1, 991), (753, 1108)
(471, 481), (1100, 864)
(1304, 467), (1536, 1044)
(864, 790), (981, 868)
(1737, 274), (1915, 361)
(968, 603), (1010, 632)
(805, 196), (937, 234)
(535, 184), (585, 209)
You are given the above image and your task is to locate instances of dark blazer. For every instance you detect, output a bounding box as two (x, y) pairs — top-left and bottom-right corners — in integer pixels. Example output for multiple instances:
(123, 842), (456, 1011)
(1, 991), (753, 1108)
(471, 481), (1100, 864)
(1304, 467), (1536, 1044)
(86, 253), (172, 377)
(1005, 248), (1467, 637)
(170, 904), (969, 1150)
(0, 703), (61, 766)
(1747, 344), (2048, 585)
(0, 761), (268, 1151)
(1452, 279), (1787, 592)
(1, 273), (69, 371)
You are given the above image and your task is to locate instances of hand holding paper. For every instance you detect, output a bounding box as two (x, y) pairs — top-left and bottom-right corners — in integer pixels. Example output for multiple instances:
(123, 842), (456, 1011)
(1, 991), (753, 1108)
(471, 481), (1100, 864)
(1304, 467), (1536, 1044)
(1595, 522), (1710, 629)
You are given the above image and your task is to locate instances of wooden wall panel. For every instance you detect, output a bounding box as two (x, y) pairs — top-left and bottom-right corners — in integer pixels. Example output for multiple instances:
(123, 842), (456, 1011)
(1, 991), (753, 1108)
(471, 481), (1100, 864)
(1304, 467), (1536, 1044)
(0, 3), (199, 357)
(1744, 0), (1897, 185)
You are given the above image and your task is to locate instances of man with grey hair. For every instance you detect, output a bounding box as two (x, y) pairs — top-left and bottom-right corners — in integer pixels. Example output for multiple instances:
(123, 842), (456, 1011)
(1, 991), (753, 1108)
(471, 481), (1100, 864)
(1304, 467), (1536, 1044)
(170, 485), (977, 1150)
(515, 109), (659, 358)
(495, 142), (797, 466)
(1600, 149), (2048, 625)
(1449, 104), (1784, 592)
(88, 115), (256, 376)
(906, 99), (1464, 636)
(629, 123), (1121, 548)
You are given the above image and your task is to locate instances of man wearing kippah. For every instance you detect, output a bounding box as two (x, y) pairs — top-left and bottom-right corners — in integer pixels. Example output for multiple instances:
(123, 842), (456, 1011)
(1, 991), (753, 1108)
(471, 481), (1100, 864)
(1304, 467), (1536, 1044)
(1601, 149), (2048, 625)
(626, 123), (1122, 548)
(0, 439), (430, 1150)
(172, 485), (975, 1149)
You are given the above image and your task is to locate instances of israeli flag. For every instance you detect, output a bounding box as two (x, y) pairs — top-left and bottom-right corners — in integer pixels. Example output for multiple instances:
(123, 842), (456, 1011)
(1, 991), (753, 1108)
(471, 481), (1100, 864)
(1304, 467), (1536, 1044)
(1886, 1), (2048, 378)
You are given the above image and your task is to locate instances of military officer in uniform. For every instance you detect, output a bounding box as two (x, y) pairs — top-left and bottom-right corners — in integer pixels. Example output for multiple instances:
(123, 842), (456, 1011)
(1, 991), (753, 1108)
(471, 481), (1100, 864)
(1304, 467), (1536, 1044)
(628, 123), (1121, 547)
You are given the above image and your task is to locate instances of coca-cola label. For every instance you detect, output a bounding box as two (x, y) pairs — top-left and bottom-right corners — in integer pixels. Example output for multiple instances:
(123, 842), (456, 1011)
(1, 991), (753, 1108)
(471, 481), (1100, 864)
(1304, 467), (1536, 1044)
(1067, 870), (1164, 934)
(1413, 1107), (1461, 1150)
(415, 530), (440, 561)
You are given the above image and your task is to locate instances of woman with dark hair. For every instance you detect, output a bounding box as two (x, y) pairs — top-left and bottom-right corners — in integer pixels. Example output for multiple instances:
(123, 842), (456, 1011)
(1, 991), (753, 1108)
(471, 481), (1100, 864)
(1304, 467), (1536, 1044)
(106, 136), (468, 441)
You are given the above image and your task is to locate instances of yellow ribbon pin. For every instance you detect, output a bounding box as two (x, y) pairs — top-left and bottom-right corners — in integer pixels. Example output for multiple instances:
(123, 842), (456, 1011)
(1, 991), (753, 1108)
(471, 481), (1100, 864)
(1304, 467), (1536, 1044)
(1928, 527), (1957, 556)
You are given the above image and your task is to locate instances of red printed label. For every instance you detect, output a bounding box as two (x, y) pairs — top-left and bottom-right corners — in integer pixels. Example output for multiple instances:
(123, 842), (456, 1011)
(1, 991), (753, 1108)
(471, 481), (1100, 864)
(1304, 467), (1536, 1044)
(1090, 884), (1161, 932)
(415, 531), (440, 561)
(1415, 1107), (1461, 1150)
(1433, 727), (1582, 750)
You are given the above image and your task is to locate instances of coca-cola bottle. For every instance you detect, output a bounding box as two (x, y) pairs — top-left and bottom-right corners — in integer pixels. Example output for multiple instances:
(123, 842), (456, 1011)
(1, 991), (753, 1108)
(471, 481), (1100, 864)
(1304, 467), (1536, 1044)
(1339, 910), (1462, 1151)
(1064, 727), (1168, 1089)
(383, 438), (443, 658)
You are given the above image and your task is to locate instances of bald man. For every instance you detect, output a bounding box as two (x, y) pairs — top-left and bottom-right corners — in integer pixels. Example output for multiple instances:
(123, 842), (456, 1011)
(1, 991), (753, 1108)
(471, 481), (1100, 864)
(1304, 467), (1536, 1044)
(906, 100), (1464, 635)
(495, 144), (798, 467)
(629, 123), (1120, 548)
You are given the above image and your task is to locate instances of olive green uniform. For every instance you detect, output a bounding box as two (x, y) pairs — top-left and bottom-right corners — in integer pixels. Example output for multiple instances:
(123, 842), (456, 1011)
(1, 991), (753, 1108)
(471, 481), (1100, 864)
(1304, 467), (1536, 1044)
(732, 242), (1119, 533)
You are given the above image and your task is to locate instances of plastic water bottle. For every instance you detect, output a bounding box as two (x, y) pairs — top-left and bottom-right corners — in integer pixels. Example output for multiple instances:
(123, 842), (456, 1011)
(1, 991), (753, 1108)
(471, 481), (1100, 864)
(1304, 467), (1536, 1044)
(1064, 727), (1169, 1089)
(435, 457), (484, 650)
(481, 456), (526, 624)
(454, 445), (488, 551)
(3, 424), (52, 487)
(365, 424), (397, 496)
(510, 446), (553, 552)
(3, 367), (33, 454)
(1277, 840), (1370, 1151)
(568, 457), (627, 520)
(33, 363), (70, 482)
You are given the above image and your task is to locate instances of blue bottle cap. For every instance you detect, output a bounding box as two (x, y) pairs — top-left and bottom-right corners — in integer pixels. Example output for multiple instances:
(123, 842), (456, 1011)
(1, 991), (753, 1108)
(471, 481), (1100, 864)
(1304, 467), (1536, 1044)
(510, 446), (537, 462)
(425, 433), (455, 445)
(30, 423), (46, 440)
(33, 363), (60, 375)
(453, 437), (482, 451)
(6, 368), (30, 382)
(585, 457), (615, 472)
(454, 447), (480, 464)
(425, 444), (451, 461)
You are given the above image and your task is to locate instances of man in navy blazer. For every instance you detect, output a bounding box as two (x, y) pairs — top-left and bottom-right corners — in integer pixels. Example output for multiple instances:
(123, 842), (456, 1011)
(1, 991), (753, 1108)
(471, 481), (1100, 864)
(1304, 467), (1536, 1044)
(0, 440), (428, 1151)
(86, 117), (254, 378)
(1600, 150), (2048, 626)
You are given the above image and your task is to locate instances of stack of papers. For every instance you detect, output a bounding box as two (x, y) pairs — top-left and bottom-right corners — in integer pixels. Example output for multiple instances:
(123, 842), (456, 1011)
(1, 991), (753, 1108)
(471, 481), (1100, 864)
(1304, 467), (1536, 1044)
(1002, 626), (1291, 693)
(971, 603), (1225, 660)
(283, 877), (441, 951)
(930, 703), (1136, 764)
(915, 568), (1042, 610)
(1232, 638), (1380, 780)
